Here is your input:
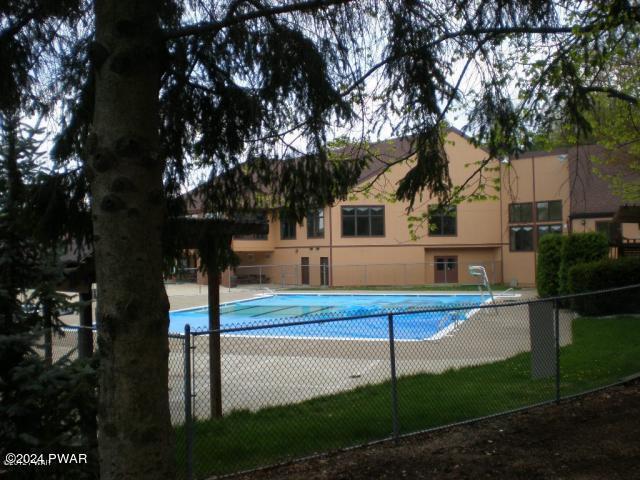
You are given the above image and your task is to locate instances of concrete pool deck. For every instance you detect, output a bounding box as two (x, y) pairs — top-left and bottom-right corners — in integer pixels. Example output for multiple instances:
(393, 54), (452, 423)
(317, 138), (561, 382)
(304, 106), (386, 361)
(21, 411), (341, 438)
(163, 285), (567, 423)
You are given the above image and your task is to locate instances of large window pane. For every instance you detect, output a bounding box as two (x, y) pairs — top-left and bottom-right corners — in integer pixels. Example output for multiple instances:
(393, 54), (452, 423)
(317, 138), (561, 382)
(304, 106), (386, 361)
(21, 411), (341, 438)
(370, 215), (384, 236)
(342, 214), (355, 236)
(536, 202), (549, 221)
(428, 205), (457, 236)
(548, 201), (562, 221)
(307, 209), (324, 238)
(509, 203), (533, 223)
(510, 226), (533, 251)
(356, 215), (370, 236)
(536, 200), (562, 221)
(234, 211), (269, 240)
(341, 206), (385, 237)
(280, 214), (296, 240)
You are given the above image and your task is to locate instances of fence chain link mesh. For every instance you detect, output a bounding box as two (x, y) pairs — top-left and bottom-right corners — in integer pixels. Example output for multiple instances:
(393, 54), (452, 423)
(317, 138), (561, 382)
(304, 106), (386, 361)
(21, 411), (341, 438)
(46, 284), (640, 480)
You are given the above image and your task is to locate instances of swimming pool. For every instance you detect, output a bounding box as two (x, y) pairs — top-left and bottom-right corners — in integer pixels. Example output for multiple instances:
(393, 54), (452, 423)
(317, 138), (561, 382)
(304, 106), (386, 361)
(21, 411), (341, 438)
(169, 293), (487, 341)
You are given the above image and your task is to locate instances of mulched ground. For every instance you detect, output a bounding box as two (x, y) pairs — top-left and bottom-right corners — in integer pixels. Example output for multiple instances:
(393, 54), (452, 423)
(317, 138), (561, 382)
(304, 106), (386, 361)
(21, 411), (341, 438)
(230, 380), (640, 480)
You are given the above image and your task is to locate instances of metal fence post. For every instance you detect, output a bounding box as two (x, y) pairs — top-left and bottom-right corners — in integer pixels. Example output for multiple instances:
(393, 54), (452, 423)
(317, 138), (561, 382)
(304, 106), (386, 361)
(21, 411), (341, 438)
(184, 324), (194, 480)
(554, 299), (561, 404)
(387, 314), (400, 443)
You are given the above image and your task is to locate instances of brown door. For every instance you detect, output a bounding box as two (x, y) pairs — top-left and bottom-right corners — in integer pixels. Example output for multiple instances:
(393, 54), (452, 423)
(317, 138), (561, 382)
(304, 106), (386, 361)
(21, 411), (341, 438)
(320, 257), (329, 286)
(301, 257), (310, 285)
(434, 256), (458, 283)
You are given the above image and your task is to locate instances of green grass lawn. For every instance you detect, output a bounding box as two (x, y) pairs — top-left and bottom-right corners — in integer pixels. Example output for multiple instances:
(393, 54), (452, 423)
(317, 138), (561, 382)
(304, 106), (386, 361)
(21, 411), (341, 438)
(175, 315), (640, 478)
(284, 283), (520, 292)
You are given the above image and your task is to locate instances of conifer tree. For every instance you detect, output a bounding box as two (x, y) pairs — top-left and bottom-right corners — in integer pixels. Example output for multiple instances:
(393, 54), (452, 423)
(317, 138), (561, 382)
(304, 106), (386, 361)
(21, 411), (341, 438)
(2, 1), (639, 478)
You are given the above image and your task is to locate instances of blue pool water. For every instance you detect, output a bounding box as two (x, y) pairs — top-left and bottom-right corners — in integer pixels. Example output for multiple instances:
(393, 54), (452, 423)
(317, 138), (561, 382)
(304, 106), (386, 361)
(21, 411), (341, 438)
(169, 294), (486, 341)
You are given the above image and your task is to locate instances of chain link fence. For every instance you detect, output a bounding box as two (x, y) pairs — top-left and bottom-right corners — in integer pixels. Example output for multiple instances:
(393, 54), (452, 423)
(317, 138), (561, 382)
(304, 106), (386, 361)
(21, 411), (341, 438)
(45, 285), (640, 480)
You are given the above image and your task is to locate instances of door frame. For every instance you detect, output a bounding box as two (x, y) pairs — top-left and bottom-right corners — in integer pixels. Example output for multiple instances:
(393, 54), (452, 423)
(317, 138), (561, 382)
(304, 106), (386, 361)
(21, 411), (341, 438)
(320, 257), (329, 286)
(434, 255), (458, 283)
(300, 257), (310, 285)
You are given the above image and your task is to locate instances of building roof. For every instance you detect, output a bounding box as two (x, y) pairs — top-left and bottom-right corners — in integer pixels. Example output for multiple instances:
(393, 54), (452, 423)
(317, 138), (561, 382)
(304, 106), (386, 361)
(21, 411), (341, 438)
(185, 128), (478, 214)
(506, 143), (638, 216)
(568, 144), (639, 217)
(612, 205), (640, 223)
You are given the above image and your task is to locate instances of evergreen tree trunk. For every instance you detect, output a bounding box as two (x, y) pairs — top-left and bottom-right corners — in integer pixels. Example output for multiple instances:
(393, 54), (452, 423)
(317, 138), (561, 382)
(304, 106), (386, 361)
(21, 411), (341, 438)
(91, 1), (173, 478)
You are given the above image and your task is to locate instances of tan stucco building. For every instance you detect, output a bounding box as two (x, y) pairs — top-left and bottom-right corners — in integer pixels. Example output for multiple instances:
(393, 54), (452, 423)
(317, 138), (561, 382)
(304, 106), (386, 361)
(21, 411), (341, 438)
(191, 130), (639, 288)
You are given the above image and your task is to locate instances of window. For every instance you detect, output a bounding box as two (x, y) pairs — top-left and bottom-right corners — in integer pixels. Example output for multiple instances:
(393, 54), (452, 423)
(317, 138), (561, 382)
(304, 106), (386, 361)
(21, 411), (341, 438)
(509, 203), (533, 223)
(234, 211), (269, 240)
(341, 206), (384, 237)
(510, 226), (534, 251)
(280, 216), (297, 240)
(596, 221), (621, 243)
(428, 205), (457, 236)
(537, 200), (562, 221)
(307, 209), (325, 238)
(537, 224), (562, 244)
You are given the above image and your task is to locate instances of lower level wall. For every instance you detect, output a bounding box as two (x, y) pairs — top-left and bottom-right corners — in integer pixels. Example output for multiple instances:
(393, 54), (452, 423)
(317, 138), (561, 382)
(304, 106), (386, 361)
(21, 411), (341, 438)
(204, 245), (507, 287)
(501, 247), (536, 287)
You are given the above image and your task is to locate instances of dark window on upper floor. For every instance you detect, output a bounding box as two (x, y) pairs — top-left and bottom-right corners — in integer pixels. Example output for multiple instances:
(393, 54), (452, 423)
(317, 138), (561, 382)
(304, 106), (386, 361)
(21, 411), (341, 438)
(234, 212), (268, 240)
(307, 209), (325, 238)
(536, 200), (562, 222)
(428, 205), (457, 236)
(280, 216), (297, 240)
(509, 203), (533, 223)
(341, 206), (384, 237)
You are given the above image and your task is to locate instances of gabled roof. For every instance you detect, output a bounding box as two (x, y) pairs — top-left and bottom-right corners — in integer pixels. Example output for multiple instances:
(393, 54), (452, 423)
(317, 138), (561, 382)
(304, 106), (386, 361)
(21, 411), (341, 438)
(185, 128), (481, 214)
(568, 144), (639, 216)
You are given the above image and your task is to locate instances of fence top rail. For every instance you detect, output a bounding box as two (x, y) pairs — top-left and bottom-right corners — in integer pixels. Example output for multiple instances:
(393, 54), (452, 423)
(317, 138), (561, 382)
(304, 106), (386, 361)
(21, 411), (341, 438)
(187, 283), (640, 336)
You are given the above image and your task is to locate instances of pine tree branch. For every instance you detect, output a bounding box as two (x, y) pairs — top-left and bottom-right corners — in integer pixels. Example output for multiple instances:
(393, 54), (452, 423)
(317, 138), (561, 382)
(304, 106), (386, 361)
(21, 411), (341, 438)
(341, 24), (590, 97)
(163, 0), (354, 40)
(578, 86), (639, 105)
(0, 15), (33, 42)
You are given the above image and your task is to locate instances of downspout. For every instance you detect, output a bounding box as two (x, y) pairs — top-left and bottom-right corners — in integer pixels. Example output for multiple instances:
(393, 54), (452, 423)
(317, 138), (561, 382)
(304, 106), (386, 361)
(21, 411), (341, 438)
(532, 156), (538, 281)
(329, 204), (333, 287)
(499, 162), (504, 284)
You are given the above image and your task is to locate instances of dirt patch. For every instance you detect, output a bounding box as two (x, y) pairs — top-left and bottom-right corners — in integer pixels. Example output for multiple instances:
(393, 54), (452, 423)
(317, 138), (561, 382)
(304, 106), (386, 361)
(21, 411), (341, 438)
(229, 380), (640, 480)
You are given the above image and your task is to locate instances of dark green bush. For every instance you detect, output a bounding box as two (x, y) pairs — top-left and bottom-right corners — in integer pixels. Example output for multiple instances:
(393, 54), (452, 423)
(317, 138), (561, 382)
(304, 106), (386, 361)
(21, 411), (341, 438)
(0, 332), (99, 479)
(567, 256), (640, 316)
(558, 232), (610, 295)
(536, 234), (565, 297)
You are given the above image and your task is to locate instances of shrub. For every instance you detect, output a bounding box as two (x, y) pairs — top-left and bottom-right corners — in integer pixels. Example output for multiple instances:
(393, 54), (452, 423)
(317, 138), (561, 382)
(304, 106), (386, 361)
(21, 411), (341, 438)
(536, 234), (565, 297)
(566, 256), (640, 316)
(0, 332), (99, 480)
(558, 232), (610, 295)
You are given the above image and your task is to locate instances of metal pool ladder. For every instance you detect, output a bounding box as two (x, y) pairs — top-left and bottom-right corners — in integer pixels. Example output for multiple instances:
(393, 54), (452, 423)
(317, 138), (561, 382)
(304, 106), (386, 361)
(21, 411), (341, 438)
(468, 265), (496, 309)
